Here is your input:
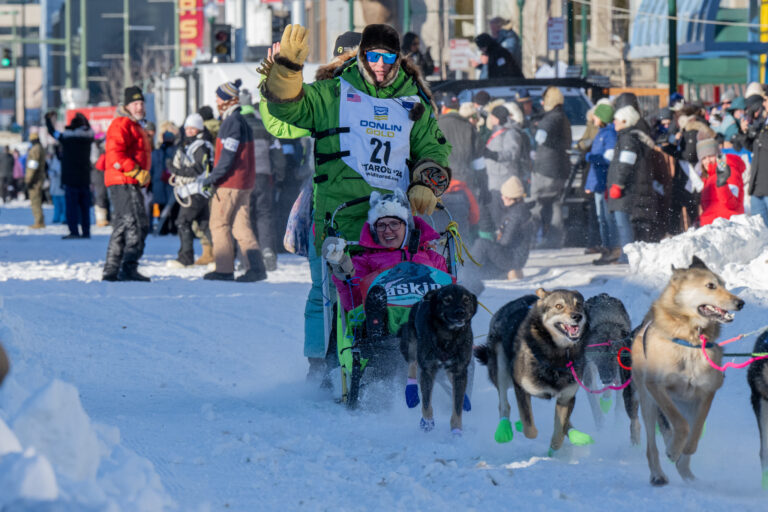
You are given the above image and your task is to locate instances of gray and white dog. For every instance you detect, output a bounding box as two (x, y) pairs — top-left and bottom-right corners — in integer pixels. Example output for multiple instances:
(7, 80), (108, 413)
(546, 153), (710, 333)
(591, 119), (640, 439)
(582, 293), (632, 429)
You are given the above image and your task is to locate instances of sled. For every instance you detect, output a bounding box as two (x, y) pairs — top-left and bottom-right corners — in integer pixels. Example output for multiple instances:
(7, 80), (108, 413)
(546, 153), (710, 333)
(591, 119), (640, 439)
(320, 197), (473, 409)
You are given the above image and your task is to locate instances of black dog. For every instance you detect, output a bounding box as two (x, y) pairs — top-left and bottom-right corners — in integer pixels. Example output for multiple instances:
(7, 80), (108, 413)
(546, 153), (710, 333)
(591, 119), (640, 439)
(399, 284), (478, 433)
(747, 330), (768, 488)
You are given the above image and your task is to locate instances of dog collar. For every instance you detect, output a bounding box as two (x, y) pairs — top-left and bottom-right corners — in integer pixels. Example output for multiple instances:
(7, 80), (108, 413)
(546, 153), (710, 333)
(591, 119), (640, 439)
(670, 337), (703, 348)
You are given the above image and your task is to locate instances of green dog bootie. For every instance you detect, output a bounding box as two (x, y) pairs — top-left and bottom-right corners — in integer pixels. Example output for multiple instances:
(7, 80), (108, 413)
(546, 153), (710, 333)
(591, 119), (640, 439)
(495, 417), (514, 443)
(599, 395), (612, 414)
(515, 420), (524, 433)
(547, 447), (556, 457)
(762, 469), (768, 490)
(567, 428), (594, 446)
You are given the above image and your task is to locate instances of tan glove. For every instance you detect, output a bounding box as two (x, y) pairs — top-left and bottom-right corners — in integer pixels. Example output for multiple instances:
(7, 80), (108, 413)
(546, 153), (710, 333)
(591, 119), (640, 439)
(126, 167), (151, 187)
(263, 25), (309, 101)
(407, 184), (438, 216)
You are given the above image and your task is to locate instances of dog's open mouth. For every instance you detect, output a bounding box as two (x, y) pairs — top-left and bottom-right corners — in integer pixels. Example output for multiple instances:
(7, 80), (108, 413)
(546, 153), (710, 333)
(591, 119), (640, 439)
(556, 322), (582, 340)
(698, 304), (735, 323)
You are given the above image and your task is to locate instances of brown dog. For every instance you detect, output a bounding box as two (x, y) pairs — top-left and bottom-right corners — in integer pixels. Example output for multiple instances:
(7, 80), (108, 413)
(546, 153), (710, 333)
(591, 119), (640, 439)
(628, 256), (744, 486)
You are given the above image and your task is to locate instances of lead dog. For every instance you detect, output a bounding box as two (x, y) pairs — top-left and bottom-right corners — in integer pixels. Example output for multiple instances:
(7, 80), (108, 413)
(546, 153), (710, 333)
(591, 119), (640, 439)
(747, 329), (768, 489)
(475, 289), (589, 451)
(628, 256), (744, 486)
(399, 284), (477, 433)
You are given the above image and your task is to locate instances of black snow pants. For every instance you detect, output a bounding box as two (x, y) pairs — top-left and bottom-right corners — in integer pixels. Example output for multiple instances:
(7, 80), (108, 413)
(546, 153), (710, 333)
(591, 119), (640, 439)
(250, 174), (276, 253)
(176, 194), (211, 265)
(103, 184), (149, 277)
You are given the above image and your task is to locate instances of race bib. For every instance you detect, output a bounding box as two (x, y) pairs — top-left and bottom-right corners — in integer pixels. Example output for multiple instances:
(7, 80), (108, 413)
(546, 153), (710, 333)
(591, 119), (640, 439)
(361, 261), (454, 307)
(338, 78), (415, 192)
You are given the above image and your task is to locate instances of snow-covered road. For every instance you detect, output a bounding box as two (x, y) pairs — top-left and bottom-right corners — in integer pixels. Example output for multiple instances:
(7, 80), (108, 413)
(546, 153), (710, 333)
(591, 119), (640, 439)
(0, 202), (766, 511)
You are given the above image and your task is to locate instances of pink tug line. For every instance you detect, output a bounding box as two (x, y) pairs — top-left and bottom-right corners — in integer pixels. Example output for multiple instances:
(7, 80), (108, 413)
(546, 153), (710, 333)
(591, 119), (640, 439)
(700, 334), (768, 371)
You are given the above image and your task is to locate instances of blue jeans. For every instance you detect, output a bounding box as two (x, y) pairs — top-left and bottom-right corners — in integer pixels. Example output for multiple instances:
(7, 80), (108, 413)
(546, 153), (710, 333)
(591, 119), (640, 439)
(612, 210), (634, 263)
(751, 195), (768, 226)
(52, 195), (66, 223)
(594, 193), (617, 248)
(304, 226), (326, 358)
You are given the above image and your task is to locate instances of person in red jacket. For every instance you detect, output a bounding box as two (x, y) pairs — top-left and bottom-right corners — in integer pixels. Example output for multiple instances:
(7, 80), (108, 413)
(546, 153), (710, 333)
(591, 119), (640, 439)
(102, 86), (153, 282)
(696, 137), (745, 226)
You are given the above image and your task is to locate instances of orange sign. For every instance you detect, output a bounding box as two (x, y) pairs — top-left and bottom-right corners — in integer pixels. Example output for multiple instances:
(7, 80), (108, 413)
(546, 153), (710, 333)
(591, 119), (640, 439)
(178, 0), (203, 67)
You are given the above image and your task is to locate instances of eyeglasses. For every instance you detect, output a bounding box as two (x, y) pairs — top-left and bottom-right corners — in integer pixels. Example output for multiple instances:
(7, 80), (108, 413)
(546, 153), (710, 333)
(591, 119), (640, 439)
(374, 220), (404, 233)
(366, 51), (398, 65)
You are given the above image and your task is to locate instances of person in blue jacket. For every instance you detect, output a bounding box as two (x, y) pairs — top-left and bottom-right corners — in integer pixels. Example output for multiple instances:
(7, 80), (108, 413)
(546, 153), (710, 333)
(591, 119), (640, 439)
(584, 103), (618, 262)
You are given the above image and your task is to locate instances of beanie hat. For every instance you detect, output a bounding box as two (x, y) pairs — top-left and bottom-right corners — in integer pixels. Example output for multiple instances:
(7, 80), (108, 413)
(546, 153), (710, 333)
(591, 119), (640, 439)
(367, 189), (413, 231)
(184, 113), (204, 131)
(198, 106), (214, 121)
(239, 88), (253, 106)
(458, 102), (477, 119)
(720, 90), (736, 103)
(124, 85), (144, 106)
(216, 78), (242, 101)
(614, 105), (640, 127)
(746, 81), (765, 99)
(442, 93), (460, 110)
(669, 92), (685, 111)
(474, 33), (495, 51)
(334, 31), (362, 56)
(614, 92), (640, 112)
(491, 105), (509, 124)
(505, 102), (524, 125)
(594, 104), (614, 124)
(696, 138), (718, 160)
(29, 132), (39, 142)
(473, 90), (491, 106)
(501, 176), (525, 199)
(359, 24), (400, 54)
(728, 96), (746, 112)
(658, 107), (672, 121)
(542, 86), (564, 111)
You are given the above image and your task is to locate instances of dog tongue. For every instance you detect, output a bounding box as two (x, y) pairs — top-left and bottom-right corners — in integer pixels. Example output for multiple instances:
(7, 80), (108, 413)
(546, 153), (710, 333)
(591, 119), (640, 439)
(564, 324), (579, 336)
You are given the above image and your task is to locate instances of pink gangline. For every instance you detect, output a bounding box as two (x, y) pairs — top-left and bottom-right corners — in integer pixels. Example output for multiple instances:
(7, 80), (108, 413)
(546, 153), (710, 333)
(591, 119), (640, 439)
(567, 361), (632, 394)
(700, 335), (768, 371)
(586, 342), (612, 348)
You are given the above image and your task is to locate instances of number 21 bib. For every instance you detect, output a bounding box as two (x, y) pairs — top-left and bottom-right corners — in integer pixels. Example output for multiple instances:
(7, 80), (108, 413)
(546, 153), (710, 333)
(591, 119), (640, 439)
(338, 78), (416, 192)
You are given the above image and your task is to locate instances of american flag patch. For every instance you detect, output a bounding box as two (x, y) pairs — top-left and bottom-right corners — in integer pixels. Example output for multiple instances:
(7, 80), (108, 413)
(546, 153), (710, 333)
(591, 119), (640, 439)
(346, 93), (361, 102)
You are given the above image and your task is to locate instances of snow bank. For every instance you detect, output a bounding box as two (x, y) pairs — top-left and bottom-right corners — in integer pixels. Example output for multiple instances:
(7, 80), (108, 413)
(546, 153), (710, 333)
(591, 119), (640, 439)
(0, 378), (175, 511)
(625, 214), (768, 288)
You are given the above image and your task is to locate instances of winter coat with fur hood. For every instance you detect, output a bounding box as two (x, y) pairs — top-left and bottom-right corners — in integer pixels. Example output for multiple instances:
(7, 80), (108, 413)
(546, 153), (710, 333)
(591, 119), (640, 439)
(104, 107), (151, 187)
(332, 216), (448, 311)
(485, 122), (527, 191)
(264, 51), (451, 253)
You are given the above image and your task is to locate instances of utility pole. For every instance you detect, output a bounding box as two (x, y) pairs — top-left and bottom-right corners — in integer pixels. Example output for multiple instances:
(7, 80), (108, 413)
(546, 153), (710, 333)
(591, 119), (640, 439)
(348, 0), (353, 31)
(668, 0), (677, 96)
(567, 0), (575, 66)
(79, 0), (86, 90)
(65, 0), (71, 88)
(21, 0), (26, 136)
(124, 0), (130, 87)
(581, 3), (588, 78)
(173, 0), (179, 70)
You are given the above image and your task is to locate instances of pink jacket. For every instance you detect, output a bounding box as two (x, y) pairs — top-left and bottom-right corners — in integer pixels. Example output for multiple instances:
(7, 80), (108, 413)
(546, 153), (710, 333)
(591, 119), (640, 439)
(333, 217), (448, 311)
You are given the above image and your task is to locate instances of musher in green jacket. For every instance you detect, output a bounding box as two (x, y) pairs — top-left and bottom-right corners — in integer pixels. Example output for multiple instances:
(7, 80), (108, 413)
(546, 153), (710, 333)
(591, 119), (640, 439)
(260, 23), (452, 252)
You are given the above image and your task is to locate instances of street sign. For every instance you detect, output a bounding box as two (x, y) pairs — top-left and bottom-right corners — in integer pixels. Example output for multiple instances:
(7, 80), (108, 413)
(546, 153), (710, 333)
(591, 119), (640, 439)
(448, 38), (474, 71)
(547, 17), (565, 51)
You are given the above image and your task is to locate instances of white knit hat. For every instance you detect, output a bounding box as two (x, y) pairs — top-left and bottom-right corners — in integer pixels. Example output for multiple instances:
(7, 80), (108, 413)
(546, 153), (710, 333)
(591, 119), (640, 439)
(184, 113), (204, 131)
(746, 81), (765, 99)
(504, 102), (524, 125)
(614, 105), (640, 127)
(367, 189), (413, 229)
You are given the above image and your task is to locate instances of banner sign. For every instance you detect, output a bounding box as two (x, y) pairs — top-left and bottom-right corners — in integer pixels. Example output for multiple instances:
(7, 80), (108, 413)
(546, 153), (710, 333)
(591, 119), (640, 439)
(179, 0), (204, 67)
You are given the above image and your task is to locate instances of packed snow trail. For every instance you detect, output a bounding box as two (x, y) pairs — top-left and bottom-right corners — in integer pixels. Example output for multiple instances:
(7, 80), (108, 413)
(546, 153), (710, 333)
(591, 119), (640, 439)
(0, 204), (766, 511)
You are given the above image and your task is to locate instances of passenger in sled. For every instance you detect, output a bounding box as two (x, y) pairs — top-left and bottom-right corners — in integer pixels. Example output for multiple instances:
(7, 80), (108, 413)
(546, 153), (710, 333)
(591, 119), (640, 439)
(322, 190), (455, 404)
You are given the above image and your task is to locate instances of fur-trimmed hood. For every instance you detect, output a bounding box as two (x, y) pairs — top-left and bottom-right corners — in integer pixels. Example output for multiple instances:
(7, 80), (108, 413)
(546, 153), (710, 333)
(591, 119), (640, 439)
(315, 49), (358, 81)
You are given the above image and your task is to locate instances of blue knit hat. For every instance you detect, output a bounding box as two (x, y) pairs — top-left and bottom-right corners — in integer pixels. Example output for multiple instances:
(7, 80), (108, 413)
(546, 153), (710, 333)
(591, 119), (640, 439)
(216, 79), (242, 101)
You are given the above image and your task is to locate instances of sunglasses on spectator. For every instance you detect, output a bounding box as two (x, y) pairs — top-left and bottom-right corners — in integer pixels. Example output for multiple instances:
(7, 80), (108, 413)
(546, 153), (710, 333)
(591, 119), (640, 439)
(374, 219), (404, 233)
(366, 51), (398, 64)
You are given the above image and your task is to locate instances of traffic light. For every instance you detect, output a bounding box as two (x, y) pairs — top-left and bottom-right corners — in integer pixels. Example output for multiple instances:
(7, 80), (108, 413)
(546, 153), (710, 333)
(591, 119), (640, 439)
(1, 48), (11, 67)
(211, 24), (232, 63)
